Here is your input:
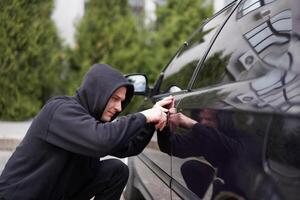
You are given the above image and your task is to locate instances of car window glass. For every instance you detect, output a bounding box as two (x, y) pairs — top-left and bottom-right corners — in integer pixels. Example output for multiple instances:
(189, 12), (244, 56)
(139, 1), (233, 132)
(192, 0), (293, 90)
(237, 0), (277, 19)
(159, 3), (236, 94)
(266, 114), (300, 178)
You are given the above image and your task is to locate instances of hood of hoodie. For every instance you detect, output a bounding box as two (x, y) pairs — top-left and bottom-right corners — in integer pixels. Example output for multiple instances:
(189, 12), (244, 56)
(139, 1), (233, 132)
(76, 64), (134, 121)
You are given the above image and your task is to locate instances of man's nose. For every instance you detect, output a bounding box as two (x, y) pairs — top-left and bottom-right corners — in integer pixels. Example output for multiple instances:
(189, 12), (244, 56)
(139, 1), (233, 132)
(115, 101), (122, 112)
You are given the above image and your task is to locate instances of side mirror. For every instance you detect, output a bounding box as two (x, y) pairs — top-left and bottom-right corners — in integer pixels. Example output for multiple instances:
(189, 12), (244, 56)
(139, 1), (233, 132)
(126, 74), (148, 95)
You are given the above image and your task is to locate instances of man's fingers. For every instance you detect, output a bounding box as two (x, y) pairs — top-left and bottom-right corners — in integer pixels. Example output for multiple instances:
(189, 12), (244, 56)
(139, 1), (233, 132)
(170, 99), (175, 108)
(159, 123), (166, 131)
(161, 107), (169, 113)
(156, 100), (173, 107)
(157, 119), (167, 131)
(155, 120), (164, 130)
(155, 111), (167, 130)
(169, 108), (177, 114)
(154, 105), (168, 113)
(156, 96), (174, 107)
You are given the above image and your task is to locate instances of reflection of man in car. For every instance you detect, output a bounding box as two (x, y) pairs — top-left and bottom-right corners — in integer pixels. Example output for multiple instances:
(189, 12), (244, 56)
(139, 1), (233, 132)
(158, 108), (245, 199)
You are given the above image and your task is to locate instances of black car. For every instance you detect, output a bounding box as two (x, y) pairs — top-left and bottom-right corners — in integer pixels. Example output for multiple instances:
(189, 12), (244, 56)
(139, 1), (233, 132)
(125, 0), (300, 199)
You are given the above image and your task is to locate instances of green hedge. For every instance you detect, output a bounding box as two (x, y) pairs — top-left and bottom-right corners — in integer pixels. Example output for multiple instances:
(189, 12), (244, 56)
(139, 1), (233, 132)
(0, 0), (64, 120)
(66, 0), (151, 94)
(0, 0), (212, 120)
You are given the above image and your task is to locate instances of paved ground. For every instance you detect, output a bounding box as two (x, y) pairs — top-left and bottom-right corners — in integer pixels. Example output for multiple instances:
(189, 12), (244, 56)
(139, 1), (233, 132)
(0, 120), (32, 140)
(0, 120), (31, 174)
(0, 151), (13, 173)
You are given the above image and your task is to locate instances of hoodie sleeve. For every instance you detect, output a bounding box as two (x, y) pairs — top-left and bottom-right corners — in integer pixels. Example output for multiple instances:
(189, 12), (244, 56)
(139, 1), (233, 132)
(110, 123), (155, 158)
(46, 102), (148, 157)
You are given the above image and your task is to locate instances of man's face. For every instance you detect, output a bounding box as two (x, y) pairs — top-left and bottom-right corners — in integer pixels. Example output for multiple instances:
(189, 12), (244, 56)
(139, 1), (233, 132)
(101, 86), (127, 122)
(199, 109), (218, 129)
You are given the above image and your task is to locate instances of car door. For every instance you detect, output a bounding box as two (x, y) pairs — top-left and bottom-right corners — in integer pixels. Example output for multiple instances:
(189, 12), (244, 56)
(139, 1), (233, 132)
(170, 0), (298, 199)
(151, 2), (240, 199)
(132, 2), (239, 198)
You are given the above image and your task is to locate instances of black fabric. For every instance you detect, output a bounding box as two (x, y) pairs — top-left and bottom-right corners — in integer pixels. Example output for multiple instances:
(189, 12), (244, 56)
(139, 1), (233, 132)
(66, 159), (129, 200)
(0, 64), (155, 200)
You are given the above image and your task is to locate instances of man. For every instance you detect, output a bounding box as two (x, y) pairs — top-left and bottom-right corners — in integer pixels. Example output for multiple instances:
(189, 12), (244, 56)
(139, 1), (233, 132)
(0, 64), (173, 200)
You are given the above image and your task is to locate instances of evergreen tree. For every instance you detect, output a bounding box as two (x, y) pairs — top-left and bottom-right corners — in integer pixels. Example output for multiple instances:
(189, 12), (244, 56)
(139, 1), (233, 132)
(0, 0), (63, 120)
(125, 0), (213, 114)
(150, 0), (213, 77)
(68, 0), (213, 93)
(68, 0), (150, 93)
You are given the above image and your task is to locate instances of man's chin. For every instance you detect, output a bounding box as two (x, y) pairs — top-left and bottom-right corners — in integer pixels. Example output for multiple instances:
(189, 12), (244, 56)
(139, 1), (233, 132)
(101, 114), (115, 122)
(101, 116), (111, 122)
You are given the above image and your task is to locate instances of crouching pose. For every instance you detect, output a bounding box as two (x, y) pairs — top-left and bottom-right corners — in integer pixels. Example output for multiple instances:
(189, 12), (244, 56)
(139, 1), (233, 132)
(0, 64), (173, 200)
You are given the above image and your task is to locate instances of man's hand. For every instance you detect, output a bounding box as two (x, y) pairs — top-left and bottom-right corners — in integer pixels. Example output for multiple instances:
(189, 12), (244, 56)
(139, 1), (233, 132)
(168, 108), (197, 131)
(140, 96), (174, 131)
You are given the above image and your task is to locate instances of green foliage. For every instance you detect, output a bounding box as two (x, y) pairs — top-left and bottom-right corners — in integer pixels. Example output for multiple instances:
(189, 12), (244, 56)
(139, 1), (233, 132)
(123, 0), (213, 114)
(68, 0), (212, 93)
(0, 0), (63, 120)
(193, 51), (232, 89)
(151, 0), (213, 79)
(68, 0), (153, 94)
(0, 0), (213, 120)
(82, 0), (213, 92)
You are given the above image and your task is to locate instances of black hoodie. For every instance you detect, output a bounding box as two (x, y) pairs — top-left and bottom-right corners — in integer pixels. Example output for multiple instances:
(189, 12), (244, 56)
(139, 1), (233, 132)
(0, 64), (155, 200)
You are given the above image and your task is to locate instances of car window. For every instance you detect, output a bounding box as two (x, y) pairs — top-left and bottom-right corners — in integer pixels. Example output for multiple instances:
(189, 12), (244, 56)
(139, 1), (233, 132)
(159, 3), (236, 94)
(192, 0), (292, 89)
(236, 0), (277, 19)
